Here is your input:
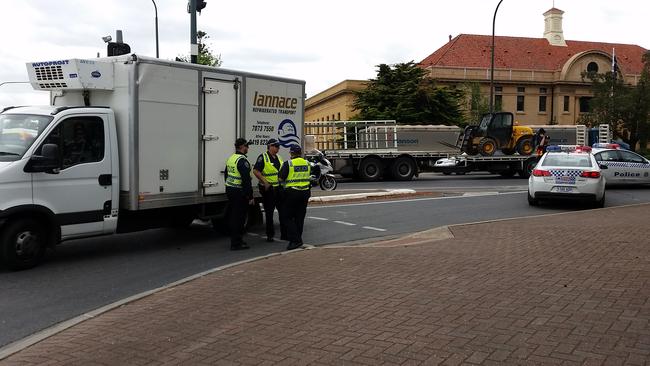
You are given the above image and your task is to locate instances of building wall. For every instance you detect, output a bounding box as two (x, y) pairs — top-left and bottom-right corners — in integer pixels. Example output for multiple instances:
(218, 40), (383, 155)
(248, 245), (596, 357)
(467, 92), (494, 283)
(305, 80), (366, 122)
(425, 51), (639, 126)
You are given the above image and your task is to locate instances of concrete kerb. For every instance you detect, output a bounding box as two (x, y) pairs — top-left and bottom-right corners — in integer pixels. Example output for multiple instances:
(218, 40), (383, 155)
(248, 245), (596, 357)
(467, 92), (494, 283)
(4, 201), (648, 360)
(309, 189), (416, 203)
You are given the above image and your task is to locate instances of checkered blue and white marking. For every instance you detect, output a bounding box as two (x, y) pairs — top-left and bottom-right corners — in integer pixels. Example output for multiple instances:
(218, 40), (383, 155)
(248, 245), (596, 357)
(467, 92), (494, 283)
(549, 169), (582, 178)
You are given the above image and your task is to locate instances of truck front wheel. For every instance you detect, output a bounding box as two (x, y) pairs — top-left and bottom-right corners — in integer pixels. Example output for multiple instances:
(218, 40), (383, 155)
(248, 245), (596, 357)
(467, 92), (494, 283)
(516, 138), (533, 155)
(1, 219), (47, 270)
(478, 138), (497, 156)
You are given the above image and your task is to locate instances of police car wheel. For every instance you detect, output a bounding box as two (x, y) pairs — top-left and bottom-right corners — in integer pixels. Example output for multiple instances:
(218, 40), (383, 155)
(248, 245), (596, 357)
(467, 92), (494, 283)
(527, 191), (539, 206)
(593, 192), (605, 208)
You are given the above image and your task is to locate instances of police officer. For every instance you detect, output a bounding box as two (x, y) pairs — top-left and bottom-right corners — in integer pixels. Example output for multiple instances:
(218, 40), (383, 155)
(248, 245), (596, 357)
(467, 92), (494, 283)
(278, 145), (313, 250)
(252, 138), (286, 242)
(224, 138), (253, 250)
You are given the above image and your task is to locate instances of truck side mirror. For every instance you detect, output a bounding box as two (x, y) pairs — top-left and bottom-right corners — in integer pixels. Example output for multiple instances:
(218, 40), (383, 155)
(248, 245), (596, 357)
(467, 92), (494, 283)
(24, 144), (60, 174)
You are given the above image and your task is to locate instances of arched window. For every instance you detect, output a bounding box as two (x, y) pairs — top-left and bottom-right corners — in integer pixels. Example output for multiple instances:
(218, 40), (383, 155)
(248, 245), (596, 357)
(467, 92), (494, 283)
(587, 62), (599, 74)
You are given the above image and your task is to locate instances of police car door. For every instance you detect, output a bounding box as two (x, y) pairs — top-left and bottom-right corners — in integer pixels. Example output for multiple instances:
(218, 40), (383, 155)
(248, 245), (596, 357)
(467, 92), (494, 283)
(594, 150), (622, 184)
(618, 150), (650, 184)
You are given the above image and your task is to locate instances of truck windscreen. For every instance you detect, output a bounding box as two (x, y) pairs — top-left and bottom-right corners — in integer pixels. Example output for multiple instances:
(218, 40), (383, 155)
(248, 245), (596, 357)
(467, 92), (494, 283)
(0, 114), (54, 161)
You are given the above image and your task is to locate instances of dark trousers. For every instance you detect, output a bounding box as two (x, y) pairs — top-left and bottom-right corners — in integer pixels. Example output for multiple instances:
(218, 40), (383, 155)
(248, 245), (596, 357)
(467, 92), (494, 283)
(226, 187), (248, 246)
(282, 188), (310, 245)
(260, 185), (285, 239)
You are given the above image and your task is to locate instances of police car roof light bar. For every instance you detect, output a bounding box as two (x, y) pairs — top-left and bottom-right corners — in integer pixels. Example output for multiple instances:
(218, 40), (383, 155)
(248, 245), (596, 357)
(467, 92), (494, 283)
(546, 145), (591, 153)
(592, 143), (620, 149)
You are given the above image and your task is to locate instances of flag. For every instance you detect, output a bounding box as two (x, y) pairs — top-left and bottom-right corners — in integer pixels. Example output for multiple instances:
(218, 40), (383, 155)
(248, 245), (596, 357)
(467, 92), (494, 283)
(611, 48), (619, 78)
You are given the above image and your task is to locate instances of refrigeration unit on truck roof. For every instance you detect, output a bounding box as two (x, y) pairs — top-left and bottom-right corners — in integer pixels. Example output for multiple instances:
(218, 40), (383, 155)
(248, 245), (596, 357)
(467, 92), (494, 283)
(26, 59), (114, 90)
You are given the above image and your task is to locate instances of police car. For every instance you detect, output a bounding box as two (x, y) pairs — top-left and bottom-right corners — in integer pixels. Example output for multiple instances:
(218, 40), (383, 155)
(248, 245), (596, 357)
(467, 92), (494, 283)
(528, 145), (606, 207)
(591, 143), (650, 185)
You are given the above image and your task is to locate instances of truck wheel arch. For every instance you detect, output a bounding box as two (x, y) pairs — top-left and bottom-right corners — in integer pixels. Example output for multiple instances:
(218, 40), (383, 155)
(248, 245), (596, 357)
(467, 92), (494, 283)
(0, 205), (60, 247)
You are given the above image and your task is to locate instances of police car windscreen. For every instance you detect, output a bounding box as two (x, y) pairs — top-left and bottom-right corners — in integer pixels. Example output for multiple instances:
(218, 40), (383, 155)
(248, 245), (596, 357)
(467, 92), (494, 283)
(542, 155), (592, 168)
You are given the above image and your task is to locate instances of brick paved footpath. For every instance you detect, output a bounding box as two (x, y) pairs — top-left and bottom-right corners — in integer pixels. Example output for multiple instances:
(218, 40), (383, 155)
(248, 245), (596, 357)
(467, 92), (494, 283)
(2, 204), (650, 365)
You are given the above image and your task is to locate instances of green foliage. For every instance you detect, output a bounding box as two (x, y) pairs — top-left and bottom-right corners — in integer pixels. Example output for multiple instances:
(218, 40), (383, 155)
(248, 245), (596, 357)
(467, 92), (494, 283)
(176, 31), (222, 67)
(461, 82), (490, 126)
(580, 51), (650, 152)
(351, 62), (464, 125)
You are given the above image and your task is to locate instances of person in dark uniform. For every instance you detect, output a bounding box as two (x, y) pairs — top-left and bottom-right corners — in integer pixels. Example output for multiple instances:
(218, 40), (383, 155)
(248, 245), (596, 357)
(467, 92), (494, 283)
(252, 138), (286, 242)
(278, 145), (315, 250)
(224, 138), (253, 250)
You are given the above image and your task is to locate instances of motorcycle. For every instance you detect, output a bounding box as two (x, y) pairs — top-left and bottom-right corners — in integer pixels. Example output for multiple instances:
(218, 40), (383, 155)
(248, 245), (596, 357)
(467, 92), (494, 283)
(308, 149), (337, 191)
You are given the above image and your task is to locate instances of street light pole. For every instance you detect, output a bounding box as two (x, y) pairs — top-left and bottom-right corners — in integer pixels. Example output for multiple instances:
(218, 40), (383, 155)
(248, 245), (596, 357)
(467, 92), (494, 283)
(190, 0), (198, 64)
(489, 0), (504, 113)
(152, 0), (159, 58)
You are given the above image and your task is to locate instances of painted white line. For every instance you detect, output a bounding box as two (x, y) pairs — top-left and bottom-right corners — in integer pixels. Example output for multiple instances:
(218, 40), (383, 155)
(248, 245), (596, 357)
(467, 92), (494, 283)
(334, 220), (356, 226)
(363, 226), (387, 232)
(308, 216), (329, 221)
(309, 191), (526, 209)
(247, 233), (260, 237)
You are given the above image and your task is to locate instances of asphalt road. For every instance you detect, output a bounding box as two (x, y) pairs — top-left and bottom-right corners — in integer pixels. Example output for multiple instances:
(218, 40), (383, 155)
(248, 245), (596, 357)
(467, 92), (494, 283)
(2, 178), (650, 348)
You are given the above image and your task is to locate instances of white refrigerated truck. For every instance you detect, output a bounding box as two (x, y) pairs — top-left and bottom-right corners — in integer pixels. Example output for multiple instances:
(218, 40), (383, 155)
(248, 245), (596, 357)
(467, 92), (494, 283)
(0, 55), (305, 269)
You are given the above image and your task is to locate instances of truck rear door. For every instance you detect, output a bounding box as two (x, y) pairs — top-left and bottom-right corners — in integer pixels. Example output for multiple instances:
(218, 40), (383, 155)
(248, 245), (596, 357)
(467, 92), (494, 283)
(203, 79), (239, 195)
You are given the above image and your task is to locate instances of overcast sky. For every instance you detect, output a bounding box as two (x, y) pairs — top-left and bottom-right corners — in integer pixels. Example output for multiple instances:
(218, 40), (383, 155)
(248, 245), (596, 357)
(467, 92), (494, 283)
(0, 0), (647, 108)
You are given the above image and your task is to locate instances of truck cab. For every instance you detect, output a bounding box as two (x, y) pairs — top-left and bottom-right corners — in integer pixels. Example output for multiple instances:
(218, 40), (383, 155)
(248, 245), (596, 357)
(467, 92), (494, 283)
(0, 106), (119, 269)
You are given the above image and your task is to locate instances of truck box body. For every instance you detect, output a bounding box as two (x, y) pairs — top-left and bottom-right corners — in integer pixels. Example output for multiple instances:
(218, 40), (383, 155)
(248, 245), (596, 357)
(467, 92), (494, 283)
(29, 55), (305, 211)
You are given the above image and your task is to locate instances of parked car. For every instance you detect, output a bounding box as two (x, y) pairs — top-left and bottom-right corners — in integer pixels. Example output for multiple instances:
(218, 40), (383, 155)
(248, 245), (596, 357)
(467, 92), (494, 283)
(528, 145), (606, 207)
(592, 143), (650, 185)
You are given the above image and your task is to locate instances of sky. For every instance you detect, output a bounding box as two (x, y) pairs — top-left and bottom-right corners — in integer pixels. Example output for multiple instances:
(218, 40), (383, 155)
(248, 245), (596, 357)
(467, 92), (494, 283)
(0, 0), (647, 108)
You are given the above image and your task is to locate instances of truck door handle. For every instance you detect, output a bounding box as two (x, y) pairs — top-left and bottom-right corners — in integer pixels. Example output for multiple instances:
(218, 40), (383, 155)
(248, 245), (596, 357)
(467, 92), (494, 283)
(98, 174), (112, 186)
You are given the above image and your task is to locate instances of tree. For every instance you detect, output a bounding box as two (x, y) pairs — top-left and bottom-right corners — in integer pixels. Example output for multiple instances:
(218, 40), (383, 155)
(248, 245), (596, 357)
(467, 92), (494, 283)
(461, 82), (491, 125)
(176, 30), (222, 67)
(351, 62), (464, 125)
(580, 51), (650, 152)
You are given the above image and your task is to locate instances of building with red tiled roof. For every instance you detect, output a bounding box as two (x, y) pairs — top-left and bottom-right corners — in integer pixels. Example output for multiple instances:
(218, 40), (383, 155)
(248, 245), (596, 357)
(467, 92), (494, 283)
(420, 8), (647, 125)
(306, 7), (647, 126)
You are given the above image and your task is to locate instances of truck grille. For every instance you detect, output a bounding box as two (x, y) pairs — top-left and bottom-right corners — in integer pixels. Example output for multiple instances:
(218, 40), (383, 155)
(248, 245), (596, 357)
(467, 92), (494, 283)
(37, 82), (68, 88)
(34, 65), (65, 81)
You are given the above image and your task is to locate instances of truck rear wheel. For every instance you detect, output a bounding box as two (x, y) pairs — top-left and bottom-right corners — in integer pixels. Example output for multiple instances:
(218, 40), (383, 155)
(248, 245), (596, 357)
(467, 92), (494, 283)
(390, 157), (416, 181)
(518, 158), (538, 178)
(478, 138), (497, 156)
(358, 158), (382, 182)
(516, 138), (533, 155)
(1, 219), (47, 271)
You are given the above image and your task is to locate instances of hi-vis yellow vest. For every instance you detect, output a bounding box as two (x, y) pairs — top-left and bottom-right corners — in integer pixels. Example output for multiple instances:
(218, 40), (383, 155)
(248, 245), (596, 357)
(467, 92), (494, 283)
(284, 158), (311, 190)
(262, 152), (283, 187)
(225, 154), (245, 188)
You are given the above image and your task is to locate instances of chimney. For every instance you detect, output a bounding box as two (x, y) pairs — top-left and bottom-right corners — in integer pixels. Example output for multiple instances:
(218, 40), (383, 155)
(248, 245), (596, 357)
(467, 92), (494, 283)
(543, 8), (567, 46)
(449, 34), (452, 42)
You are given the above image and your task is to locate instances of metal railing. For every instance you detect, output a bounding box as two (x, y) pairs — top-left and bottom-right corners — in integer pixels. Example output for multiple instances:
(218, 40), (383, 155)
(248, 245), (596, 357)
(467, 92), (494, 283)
(304, 120), (398, 151)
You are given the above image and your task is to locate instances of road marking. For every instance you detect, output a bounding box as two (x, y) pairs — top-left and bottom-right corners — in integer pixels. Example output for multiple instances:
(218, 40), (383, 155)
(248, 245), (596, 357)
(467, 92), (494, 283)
(334, 220), (356, 226)
(362, 226), (387, 232)
(308, 216), (329, 221)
